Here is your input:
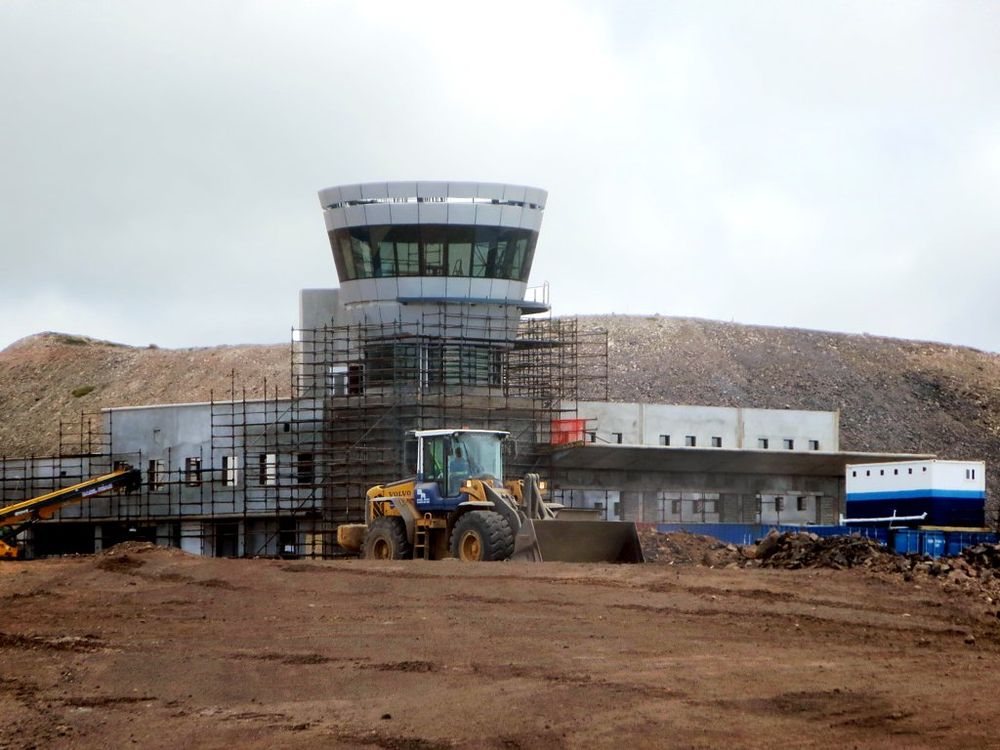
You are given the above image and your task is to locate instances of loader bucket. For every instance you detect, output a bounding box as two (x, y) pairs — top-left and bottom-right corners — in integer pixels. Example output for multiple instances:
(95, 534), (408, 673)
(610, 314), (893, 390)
(510, 518), (645, 563)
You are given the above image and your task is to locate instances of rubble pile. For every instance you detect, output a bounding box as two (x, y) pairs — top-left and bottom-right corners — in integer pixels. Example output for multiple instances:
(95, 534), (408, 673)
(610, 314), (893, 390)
(754, 530), (892, 571)
(960, 543), (1000, 571)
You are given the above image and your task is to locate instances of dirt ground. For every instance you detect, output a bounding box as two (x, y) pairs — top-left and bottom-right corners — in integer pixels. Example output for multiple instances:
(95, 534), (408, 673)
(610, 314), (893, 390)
(3, 545), (1000, 750)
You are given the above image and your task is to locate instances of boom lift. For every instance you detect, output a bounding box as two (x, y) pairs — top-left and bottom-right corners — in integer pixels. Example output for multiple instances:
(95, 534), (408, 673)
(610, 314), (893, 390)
(0, 466), (142, 559)
(336, 429), (643, 563)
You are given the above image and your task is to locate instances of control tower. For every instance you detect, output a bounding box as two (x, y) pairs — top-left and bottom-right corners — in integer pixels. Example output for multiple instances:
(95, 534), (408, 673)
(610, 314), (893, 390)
(296, 181), (573, 525)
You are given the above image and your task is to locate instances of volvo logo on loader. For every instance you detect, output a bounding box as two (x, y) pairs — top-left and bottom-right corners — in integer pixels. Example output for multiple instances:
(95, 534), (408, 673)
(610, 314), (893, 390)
(335, 429), (644, 563)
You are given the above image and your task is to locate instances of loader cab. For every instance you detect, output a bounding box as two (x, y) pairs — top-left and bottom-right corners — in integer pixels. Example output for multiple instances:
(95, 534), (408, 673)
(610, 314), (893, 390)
(415, 429), (508, 499)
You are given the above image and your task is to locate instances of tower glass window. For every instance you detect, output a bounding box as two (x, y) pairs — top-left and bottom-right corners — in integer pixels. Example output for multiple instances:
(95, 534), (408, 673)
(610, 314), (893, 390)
(328, 225), (538, 282)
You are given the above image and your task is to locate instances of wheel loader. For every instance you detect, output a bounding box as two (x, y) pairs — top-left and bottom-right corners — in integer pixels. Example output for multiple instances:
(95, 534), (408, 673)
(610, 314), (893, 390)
(336, 429), (643, 563)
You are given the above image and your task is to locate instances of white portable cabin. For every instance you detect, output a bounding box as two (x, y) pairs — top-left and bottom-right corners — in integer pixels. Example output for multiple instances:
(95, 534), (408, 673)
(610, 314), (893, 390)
(846, 459), (985, 498)
(844, 458), (986, 527)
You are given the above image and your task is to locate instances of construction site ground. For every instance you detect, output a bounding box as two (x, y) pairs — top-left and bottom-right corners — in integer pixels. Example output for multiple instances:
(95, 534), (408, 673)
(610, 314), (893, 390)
(3, 543), (1000, 750)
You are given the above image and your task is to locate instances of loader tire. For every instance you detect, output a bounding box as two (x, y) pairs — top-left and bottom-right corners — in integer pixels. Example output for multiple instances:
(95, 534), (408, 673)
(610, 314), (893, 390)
(450, 511), (514, 562)
(364, 517), (412, 560)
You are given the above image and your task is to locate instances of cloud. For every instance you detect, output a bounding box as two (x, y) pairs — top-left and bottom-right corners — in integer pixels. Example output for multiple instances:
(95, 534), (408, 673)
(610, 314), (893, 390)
(1, 0), (998, 351)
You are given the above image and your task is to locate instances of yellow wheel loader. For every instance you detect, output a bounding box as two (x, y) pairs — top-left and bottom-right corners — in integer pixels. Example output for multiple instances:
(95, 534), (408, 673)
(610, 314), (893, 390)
(336, 429), (643, 563)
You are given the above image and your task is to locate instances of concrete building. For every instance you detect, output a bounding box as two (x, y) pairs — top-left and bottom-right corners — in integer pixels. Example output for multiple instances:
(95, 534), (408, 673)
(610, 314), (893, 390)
(0, 180), (936, 557)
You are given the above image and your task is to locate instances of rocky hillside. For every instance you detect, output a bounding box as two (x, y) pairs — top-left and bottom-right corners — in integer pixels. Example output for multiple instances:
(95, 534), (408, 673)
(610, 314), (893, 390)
(589, 315), (1000, 509)
(0, 333), (288, 457)
(2, 318), (998, 511)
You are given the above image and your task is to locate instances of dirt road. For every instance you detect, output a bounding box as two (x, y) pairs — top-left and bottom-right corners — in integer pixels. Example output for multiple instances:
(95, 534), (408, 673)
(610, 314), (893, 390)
(2, 546), (999, 749)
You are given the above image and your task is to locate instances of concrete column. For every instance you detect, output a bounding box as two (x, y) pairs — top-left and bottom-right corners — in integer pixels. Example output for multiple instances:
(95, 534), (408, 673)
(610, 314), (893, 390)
(180, 521), (204, 556)
(642, 491), (660, 523)
(94, 524), (104, 553)
(620, 491), (642, 522)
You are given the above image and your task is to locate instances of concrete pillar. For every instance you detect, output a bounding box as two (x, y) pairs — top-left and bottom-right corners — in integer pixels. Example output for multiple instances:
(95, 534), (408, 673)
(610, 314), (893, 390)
(641, 492), (660, 523)
(180, 521), (204, 556)
(94, 524), (104, 553)
(620, 491), (642, 522)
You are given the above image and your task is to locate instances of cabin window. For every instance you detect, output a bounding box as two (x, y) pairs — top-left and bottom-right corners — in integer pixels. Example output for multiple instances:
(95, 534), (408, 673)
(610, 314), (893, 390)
(783, 439), (794, 450)
(809, 440), (820, 451)
(758, 438), (769, 449)
(711, 436), (722, 448)
(797, 496), (807, 512)
(659, 434), (670, 446)
(685, 435), (696, 447)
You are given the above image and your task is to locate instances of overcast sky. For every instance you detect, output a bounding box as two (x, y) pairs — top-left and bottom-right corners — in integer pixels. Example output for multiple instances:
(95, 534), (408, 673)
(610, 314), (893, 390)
(1, 1), (998, 352)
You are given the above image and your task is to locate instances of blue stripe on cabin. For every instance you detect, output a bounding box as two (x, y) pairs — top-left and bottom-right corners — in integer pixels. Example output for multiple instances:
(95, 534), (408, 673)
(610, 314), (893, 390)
(846, 489), (985, 501)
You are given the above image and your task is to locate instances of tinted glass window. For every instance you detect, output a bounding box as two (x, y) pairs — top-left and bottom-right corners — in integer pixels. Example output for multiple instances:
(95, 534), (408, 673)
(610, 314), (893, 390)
(328, 225), (538, 282)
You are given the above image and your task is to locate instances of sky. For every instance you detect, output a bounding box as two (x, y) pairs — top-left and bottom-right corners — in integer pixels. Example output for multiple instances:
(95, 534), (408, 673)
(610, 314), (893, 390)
(1, 0), (999, 352)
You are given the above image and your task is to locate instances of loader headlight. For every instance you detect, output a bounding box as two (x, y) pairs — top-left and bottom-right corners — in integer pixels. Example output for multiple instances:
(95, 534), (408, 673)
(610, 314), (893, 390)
(538, 481), (547, 490)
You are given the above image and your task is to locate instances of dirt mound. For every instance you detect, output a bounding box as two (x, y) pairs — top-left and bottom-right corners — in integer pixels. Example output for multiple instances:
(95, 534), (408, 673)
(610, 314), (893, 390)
(102, 541), (187, 556)
(640, 529), (745, 566)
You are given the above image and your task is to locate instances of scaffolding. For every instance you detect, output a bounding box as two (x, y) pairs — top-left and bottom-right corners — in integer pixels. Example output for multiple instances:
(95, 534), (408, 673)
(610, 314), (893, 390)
(0, 314), (609, 558)
(291, 310), (608, 530)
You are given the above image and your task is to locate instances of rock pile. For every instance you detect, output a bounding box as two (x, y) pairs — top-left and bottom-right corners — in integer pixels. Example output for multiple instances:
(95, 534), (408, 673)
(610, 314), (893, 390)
(754, 530), (891, 570)
(960, 543), (1000, 571)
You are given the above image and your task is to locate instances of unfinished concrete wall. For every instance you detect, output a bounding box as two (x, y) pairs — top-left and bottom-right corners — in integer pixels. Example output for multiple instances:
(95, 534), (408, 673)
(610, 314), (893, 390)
(576, 401), (838, 452)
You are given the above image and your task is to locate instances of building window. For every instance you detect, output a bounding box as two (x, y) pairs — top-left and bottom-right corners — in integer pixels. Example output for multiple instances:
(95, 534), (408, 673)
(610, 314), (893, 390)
(671, 499), (681, 515)
(711, 436), (722, 448)
(893, 468), (899, 475)
(704, 499), (718, 514)
(758, 438), (769, 449)
(922, 467), (927, 472)
(185, 457), (201, 487)
(296, 453), (315, 485)
(258, 454), (277, 486)
(693, 499), (704, 514)
(148, 459), (166, 490)
(588, 432), (597, 443)
(783, 439), (794, 450)
(851, 471), (857, 477)
(685, 435), (696, 447)
(908, 468), (913, 474)
(866, 470), (870, 476)
(880, 470), (884, 476)
(222, 456), (239, 487)
(796, 496), (807, 512)
(611, 432), (623, 444)
(774, 496), (784, 512)
(659, 434), (670, 446)
(972, 469), (976, 479)
(809, 440), (819, 451)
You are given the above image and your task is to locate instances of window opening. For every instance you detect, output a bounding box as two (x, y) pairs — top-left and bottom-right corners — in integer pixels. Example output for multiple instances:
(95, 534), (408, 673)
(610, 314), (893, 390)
(222, 456), (239, 487)
(185, 457), (201, 487)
